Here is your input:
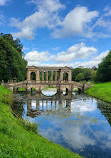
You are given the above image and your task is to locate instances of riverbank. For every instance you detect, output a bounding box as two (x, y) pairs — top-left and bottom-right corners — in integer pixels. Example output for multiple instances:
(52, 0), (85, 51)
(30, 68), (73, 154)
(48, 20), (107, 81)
(0, 86), (81, 158)
(85, 82), (111, 104)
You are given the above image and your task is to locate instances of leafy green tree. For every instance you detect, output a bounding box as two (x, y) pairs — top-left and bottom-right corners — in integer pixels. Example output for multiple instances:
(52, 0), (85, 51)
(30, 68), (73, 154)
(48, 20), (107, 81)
(72, 67), (83, 81)
(0, 33), (24, 56)
(0, 34), (27, 82)
(75, 73), (85, 82)
(96, 50), (111, 82)
(91, 70), (97, 81)
(83, 68), (92, 81)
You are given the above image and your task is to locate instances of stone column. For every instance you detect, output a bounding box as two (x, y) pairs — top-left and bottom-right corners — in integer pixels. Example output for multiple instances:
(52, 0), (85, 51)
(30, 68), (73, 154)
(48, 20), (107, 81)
(1, 80), (4, 86)
(42, 71), (44, 81)
(55, 101), (57, 109)
(51, 71), (53, 81)
(55, 71), (57, 81)
(68, 71), (72, 82)
(59, 71), (63, 82)
(42, 101), (44, 111)
(46, 71), (48, 81)
(51, 101), (53, 110)
(36, 70), (40, 82)
(36, 100), (39, 110)
(27, 70), (30, 81)
(46, 101), (48, 110)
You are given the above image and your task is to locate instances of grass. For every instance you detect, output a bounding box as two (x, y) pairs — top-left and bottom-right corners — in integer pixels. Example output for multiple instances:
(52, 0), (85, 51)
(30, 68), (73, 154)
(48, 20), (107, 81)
(31, 87), (36, 92)
(85, 82), (111, 103)
(0, 86), (82, 158)
(42, 87), (57, 91)
(17, 87), (26, 92)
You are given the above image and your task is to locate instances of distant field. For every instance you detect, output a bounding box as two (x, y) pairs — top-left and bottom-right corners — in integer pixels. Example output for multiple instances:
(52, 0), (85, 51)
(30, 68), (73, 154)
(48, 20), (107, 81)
(42, 87), (57, 91)
(85, 82), (111, 104)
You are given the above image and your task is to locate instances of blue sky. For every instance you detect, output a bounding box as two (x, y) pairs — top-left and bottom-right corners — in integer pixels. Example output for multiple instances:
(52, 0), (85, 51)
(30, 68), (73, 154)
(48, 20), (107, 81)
(0, 0), (111, 67)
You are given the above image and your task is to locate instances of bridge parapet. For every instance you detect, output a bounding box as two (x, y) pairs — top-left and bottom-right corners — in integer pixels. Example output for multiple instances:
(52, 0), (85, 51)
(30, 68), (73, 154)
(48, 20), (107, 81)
(2, 79), (93, 93)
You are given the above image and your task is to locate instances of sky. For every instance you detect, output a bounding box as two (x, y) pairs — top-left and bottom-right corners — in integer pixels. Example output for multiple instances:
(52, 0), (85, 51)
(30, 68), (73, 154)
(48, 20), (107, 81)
(0, 0), (111, 68)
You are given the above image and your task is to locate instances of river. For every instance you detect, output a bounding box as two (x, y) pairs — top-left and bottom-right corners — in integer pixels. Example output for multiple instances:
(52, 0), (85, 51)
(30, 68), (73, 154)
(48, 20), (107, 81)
(12, 90), (111, 158)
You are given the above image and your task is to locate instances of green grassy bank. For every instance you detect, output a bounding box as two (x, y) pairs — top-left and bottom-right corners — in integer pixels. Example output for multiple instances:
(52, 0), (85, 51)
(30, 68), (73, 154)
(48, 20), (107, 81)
(85, 82), (111, 103)
(0, 86), (82, 158)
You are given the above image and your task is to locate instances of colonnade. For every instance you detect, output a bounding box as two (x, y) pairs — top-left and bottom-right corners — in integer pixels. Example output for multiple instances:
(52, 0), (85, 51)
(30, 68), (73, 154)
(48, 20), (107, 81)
(27, 66), (72, 82)
(27, 100), (71, 111)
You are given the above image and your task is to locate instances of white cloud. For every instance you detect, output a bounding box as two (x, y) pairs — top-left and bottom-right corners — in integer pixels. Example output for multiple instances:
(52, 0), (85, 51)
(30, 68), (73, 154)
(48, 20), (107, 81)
(71, 99), (96, 113)
(25, 44), (109, 68)
(94, 51), (109, 61)
(30, 0), (65, 12)
(72, 50), (109, 68)
(52, 6), (99, 38)
(104, 5), (111, 16)
(10, 3), (100, 40)
(25, 43), (98, 66)
(24, 50), (50, 65)
(10, 0), (64, 39)
(54, 43), (97, 63)
(94, 18), (111, 30)
(92, 6), (111, 34)
(0, 0), (10, 6)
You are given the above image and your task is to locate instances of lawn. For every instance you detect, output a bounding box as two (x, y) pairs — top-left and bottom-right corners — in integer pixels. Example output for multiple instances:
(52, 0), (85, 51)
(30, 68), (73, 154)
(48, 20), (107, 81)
(85, 82), (111, 103)
(0, 86), (82, 158)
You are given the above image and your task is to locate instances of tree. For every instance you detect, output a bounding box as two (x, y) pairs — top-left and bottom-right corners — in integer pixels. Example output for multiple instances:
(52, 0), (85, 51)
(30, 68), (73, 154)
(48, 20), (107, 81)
(96, 50), (111, 82)
(91, 70), (97, 81)
(0, 34), (27, 82)
(75, 73), (85, 82)
(83, 68), (92, 81)
(72, 67), (83, 81)
(72, 67), (95, 81)
(0, 33), (24, 56)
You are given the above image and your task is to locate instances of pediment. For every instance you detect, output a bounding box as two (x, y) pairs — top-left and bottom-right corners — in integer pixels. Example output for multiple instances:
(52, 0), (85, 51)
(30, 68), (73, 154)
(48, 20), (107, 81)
(27, 66), (37, 69)
(63, 66), (72, 70)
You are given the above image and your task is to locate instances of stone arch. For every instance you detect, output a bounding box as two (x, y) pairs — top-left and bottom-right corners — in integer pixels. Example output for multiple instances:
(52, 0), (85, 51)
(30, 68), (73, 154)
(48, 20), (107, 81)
(16, 86), (26, 92)
(41, 85), (57, 96)
(16, 87), (19, 92)
(30, 72), (36, 81)
(63, 72), (68, 81)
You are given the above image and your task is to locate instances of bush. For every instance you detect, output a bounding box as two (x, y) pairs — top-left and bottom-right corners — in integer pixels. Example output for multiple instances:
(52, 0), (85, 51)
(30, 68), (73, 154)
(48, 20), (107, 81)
(21, 119), (38, 134)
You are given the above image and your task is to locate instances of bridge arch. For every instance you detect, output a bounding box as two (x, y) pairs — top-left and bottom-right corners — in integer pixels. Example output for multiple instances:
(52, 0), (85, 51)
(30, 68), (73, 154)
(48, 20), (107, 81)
(41, 85), (57, 96)
(16, 87), (26, 92)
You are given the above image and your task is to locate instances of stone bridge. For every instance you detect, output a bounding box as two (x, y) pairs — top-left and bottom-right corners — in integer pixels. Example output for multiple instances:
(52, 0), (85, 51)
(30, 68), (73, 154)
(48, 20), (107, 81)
(2, 66), (93, 92)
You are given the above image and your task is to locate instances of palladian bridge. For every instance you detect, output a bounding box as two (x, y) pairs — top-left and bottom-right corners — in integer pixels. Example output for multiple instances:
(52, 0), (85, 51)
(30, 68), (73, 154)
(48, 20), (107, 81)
(2, 66), (93, 92)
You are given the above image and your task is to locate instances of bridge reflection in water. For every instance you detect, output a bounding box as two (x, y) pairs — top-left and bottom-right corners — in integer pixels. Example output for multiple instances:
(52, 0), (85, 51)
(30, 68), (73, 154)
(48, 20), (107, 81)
(12, 91), (111, 158)
(25, 92), (75, 118)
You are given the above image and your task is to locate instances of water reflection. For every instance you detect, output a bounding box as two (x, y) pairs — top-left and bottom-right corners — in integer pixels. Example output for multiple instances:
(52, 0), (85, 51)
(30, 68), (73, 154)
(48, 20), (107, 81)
(12, 92), (111, 158)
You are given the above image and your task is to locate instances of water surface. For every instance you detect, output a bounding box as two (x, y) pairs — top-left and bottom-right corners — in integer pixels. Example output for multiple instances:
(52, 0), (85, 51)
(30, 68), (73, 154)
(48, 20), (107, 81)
(12, 91), (111, 158)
